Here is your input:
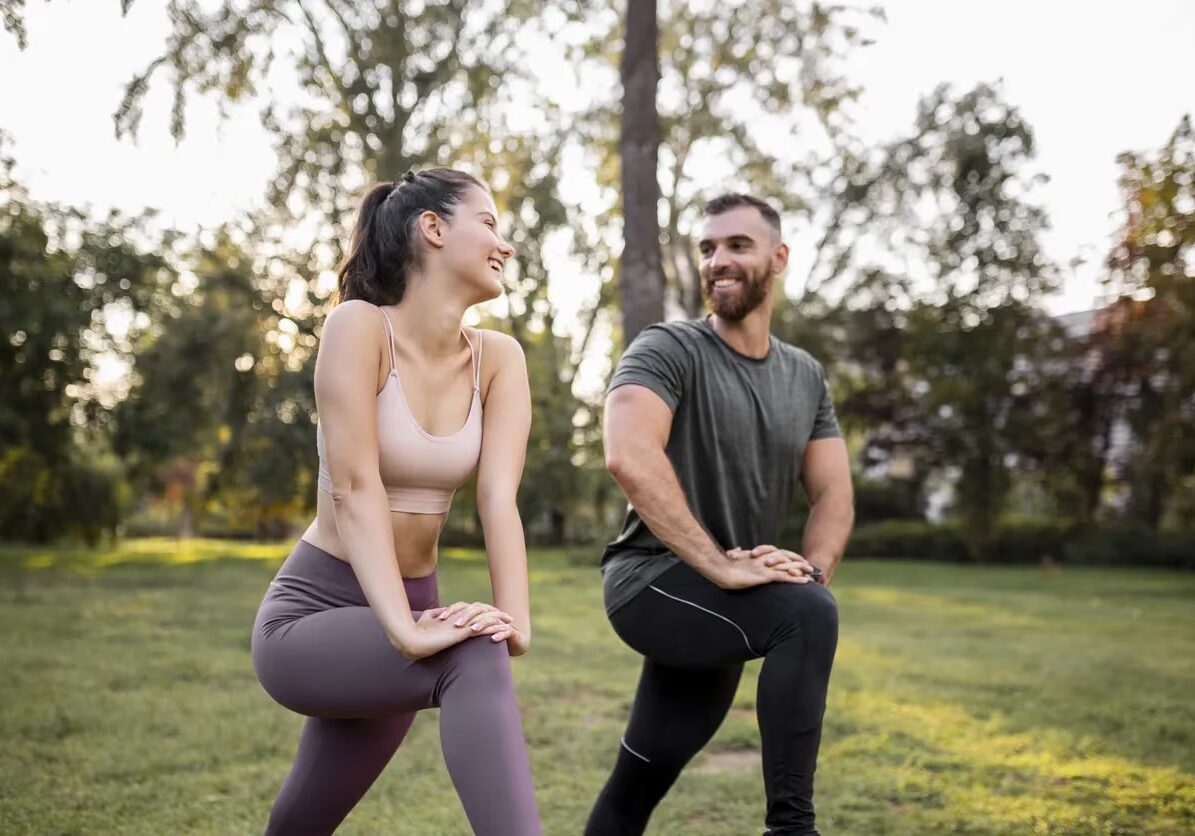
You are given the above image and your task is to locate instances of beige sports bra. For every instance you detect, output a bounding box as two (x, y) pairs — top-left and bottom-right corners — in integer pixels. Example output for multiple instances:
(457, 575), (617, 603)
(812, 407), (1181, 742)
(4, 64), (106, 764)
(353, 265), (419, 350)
(316, 305), (483, 514)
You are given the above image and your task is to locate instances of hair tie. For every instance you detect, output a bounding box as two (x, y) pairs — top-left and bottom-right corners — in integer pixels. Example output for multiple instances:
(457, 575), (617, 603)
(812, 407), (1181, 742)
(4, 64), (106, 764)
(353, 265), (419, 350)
(386, 170), (416, 200)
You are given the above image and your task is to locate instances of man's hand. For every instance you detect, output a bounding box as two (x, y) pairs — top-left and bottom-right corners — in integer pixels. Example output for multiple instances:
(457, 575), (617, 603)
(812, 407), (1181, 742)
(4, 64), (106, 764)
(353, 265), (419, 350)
(707, 549), (822, 587)
(729, 545), (825, 583)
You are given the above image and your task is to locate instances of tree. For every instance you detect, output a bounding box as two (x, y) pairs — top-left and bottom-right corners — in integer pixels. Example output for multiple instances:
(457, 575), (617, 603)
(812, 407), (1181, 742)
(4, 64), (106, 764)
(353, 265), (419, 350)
(1103, 116), (1195, 529)
(115, 1), (619, 542)
(0, 135), (169, 542)
(112, 227), (318, 538)
(116, 1), (565, 235)
(619, 0), (665, 343)
(581, 0), (880, 326)
(2, 0), (134, 49)
(803, 84), (1072, 558)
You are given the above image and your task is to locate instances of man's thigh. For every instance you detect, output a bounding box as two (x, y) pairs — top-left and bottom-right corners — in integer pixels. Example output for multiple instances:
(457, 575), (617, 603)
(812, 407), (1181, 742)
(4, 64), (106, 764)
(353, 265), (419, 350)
(610, 566), (762, 667)
(612, 562), (834, 666)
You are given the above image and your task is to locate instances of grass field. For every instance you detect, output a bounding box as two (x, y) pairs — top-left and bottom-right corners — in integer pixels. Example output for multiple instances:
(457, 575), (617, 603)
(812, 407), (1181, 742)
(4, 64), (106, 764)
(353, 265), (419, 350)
(1, 539), (1193, 834)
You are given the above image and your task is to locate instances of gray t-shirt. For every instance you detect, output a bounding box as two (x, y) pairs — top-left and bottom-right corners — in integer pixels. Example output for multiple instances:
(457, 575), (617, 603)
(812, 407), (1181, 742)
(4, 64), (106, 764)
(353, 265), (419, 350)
(600, 317), (841, 614)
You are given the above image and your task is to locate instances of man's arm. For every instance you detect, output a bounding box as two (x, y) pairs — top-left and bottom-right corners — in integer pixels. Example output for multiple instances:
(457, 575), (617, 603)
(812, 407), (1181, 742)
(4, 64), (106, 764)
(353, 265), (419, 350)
(799, 437), (854, 584)
(604, 384), (802, 589)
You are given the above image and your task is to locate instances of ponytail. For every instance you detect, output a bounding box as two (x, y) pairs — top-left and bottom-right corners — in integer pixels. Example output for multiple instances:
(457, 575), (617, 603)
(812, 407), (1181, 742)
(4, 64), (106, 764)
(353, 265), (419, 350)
(336, 168), (484, 305)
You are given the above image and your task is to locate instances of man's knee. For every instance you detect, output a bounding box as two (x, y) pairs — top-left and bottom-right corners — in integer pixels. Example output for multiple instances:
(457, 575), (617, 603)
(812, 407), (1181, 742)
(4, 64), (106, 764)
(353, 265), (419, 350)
(802, 583), (838, 632)
(769, 583), (838, 643)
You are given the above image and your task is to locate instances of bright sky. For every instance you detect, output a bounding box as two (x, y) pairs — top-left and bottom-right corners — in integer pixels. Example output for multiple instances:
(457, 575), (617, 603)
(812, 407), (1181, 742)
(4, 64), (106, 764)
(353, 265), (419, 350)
(2, 0), (1193, 320)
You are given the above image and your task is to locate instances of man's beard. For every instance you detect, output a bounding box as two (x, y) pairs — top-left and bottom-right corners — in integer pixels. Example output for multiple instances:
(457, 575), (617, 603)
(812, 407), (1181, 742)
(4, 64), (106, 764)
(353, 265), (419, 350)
(702, 264), (773, 321)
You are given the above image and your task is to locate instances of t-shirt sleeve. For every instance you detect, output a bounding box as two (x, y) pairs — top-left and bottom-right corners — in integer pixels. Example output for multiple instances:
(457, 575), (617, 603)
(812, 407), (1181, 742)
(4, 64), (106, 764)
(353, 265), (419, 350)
(607, 325), (690, 412)
(810, 363), (841, 440)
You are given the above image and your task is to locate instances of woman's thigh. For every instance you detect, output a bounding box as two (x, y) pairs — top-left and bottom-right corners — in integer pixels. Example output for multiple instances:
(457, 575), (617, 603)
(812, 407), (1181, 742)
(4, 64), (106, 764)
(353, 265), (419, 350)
(254, 605), (446, 718)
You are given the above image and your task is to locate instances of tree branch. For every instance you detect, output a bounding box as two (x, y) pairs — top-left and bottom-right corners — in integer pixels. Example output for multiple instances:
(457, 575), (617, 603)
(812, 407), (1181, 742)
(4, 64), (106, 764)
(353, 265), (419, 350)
(295, 0), (351, 104)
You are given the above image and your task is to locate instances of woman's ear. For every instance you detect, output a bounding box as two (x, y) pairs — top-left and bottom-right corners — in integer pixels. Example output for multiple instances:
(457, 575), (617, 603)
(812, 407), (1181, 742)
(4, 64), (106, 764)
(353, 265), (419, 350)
(417, 210), (446, 250)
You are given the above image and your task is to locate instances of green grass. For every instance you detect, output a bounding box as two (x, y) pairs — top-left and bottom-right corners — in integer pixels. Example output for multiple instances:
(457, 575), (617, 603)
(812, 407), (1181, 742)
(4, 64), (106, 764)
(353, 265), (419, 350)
(1, 539), (1193, 834)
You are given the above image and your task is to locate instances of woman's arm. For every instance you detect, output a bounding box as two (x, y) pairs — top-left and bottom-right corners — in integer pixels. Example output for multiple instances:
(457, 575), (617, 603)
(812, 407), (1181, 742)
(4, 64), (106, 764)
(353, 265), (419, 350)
(474, 330), (534, 655)
(315, 302), (424, 656)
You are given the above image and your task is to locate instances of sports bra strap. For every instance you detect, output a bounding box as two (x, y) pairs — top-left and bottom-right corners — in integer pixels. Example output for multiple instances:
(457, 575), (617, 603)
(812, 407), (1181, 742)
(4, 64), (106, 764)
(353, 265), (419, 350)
(475, 331), (484, 390)
(376, 306), (397, 373)
(461, 328), (483, 392)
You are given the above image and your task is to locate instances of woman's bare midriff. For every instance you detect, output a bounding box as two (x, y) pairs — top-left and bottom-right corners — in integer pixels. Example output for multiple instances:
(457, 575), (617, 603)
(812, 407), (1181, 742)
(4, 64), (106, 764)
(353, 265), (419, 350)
(300, 488), (447, 578)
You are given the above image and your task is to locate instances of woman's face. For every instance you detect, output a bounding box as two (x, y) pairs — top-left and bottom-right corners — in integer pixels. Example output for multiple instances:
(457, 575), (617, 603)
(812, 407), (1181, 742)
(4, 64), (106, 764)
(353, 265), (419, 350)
(440, 185), (514, 303)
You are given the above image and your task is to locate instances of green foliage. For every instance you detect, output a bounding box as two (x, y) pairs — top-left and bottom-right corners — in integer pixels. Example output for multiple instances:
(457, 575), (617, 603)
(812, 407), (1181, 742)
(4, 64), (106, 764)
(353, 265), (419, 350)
(4, 7), (1192, 553)
(0, 136), (167, 542)
(848, 518), (1195, 568)
(1101, 116), (1195, 527)
(115, 1), (552, 231)
(1065, 524), (1195, 570)
(0, 444), (127, 545)
(112, 228), (318, 538)
(580, 0), (881, 319)
(852, 477), (924, 524)
(109, 0), (615, 543)
(847, 520), (970, 562)
(794, 84), (1088, 559)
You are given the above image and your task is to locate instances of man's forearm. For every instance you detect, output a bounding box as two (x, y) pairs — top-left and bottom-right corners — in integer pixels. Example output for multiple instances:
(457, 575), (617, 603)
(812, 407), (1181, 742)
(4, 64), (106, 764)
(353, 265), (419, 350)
(801, 485), (854, 582)
(611, 448), (727, 577)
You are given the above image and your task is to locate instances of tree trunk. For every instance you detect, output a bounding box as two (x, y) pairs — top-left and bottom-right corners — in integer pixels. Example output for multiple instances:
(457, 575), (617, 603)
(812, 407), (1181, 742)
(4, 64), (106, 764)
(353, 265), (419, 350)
(618, 0), (665, 344)
(179, 500), (195, 540)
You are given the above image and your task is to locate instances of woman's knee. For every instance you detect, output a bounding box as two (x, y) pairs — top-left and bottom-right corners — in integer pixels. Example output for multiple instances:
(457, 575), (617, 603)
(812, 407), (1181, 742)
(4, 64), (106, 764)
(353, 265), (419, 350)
(445, 636), (514, 684)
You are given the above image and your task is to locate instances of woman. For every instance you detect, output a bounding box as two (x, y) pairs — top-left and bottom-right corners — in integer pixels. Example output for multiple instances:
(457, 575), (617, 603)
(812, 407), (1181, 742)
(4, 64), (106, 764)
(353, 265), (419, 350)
(251, 168), (540, 835)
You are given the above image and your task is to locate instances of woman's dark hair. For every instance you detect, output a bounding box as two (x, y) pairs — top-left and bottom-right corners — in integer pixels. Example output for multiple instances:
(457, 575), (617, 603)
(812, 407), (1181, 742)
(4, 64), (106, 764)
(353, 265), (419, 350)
(337, 168), (485, 305)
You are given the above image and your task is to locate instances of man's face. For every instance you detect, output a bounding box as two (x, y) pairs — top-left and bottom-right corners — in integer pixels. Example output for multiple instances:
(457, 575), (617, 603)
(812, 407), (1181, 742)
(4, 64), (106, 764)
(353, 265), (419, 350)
(697, 206), (786, 321)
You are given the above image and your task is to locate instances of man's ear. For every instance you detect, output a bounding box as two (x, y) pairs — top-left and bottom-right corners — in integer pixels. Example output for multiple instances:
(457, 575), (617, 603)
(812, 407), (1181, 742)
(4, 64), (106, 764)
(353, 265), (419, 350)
(772, 241), (790, 275)
(417, 211), (445, 250)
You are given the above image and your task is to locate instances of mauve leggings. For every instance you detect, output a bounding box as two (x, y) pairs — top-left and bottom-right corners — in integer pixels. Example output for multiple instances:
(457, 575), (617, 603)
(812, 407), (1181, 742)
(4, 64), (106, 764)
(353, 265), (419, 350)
(251, 539), (541, 835)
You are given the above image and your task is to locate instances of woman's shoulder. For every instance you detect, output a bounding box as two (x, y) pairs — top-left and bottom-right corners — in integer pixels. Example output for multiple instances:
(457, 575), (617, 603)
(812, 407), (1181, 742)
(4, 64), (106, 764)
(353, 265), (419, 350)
(325, 299), (383, 329)
(320, 300), (386, 346)
(469, 328), (524, 364)
(471, 329), (527, 392)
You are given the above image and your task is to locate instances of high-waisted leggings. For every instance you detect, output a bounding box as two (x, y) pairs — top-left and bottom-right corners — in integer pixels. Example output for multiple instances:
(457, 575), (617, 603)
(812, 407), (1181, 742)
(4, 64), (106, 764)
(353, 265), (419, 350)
(250, 539), (541, 835)
(586, 561), (839, 836)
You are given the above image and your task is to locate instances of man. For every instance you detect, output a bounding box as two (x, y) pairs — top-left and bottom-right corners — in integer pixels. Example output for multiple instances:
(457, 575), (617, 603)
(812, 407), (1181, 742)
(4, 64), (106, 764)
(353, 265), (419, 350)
(585, 194), (854, 836)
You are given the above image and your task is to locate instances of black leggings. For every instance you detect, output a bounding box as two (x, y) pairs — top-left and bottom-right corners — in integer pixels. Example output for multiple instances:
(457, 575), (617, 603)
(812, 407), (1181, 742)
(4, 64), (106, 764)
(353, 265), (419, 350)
(586, 562), (839, 836)
(251, 540), (541, 835)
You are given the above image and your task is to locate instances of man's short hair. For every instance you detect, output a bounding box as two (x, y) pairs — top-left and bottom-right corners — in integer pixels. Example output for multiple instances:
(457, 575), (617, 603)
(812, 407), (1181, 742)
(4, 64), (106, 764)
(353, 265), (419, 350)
(703, 193), (782, 236)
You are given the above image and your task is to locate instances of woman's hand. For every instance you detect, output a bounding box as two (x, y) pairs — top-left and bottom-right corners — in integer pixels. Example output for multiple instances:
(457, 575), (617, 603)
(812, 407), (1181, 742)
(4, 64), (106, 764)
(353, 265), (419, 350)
(393, 608), (477, 661)
(436, 600), (529, 656)
(436, 599), (514, 628)
(499, 625), (531, 657)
